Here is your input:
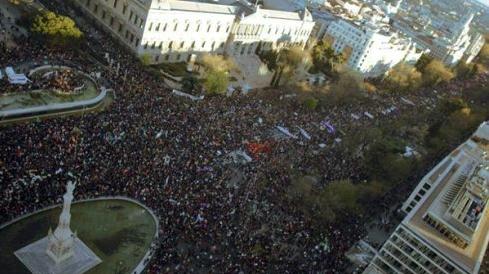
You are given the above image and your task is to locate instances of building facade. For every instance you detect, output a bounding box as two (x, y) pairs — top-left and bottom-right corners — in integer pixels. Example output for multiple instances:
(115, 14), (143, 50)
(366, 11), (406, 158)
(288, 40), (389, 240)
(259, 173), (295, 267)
(73, 0), (314, 64)
(323, 19), (423, 77)
(393, 11), (485, 66)
(365, 121), (489, 274)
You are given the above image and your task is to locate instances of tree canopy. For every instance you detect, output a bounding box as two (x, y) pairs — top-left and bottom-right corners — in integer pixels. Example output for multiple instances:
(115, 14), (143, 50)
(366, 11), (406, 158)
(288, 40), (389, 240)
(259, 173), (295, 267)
(415, 54), (433, 73)
(201, 54), (235, 73)
(311, 40), (344, 73)
(478, 42), (489, 64)
(31, 11), (83, 46)
(384, 63), (422, 93)
(200, 54), (233, 95)
(422, 59), (454, 86)
(327, 66), (364, 105)
(203, 69), (228, 95)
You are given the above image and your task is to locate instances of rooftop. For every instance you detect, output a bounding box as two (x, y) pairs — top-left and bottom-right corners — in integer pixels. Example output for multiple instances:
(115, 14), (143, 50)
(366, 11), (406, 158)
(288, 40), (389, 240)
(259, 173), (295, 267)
(150, 0), (313, 20)
(404, 122), (489, 273)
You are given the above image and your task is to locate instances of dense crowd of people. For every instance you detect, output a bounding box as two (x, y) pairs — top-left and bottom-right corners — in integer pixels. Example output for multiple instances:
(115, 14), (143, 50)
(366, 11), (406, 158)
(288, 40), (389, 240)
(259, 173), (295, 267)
(1, 1), (489, 273)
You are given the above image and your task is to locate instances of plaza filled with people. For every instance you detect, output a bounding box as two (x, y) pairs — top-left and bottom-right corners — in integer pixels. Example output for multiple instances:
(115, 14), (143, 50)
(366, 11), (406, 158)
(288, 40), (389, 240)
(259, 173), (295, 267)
(1, 1), (489, 273)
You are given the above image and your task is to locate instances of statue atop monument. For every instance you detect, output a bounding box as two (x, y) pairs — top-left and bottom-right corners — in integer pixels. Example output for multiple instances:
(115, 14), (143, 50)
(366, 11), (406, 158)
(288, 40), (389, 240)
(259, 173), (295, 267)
(15, 181), (101, 274)
(46, 181), (77, 264)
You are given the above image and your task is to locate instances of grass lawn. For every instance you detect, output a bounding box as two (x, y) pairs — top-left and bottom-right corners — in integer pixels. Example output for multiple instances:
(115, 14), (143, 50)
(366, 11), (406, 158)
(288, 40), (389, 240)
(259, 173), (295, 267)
(0, 199), (157, 274)
(155, 62), (190, 77)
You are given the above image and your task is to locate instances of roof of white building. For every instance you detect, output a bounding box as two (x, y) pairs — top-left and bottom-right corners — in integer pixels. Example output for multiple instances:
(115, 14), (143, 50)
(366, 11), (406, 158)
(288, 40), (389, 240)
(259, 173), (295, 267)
(150, 0), (313, 21)
(152, 0), (240, 14)
(404, 121), (489, 274)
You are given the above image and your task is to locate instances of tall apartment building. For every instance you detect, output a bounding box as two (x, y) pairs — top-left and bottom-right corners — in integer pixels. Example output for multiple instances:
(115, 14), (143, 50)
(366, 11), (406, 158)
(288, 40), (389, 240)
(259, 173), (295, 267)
(364, 121), (489, 274)
(322, 19), (423, 77)
(73, 0), (314, 64)
(393, 12), (485, 66)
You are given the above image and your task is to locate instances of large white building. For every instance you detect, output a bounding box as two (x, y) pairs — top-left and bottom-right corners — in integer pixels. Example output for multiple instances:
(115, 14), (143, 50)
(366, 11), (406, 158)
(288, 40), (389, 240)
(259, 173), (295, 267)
(364, 122), (489, 274)
(306, 0), (424, 77)
(73, 0), (315, 63)
(393, 11), (485, 66)
(321, 19), (423, 77)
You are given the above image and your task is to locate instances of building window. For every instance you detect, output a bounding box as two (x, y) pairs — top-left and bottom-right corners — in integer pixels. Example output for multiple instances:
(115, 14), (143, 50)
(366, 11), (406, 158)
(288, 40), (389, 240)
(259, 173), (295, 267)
(155, 55), (159, 62)
(110, 16), (114, 27)
(101, 10), (106, 20)
(211, 41), (215, 50)
(173, 23), (178, 31)
(148, 22), (153, 31)
(177, 54), (181, 61)
(216, 25), (221, 32)
(118, 23), (123, 33)
(159, 42), (163, 49)
(165, 54), (169, 61)
(202, 41), (206, 48)
(219, 42), (224, 48)
(130, 34), (134, 43)
(226, 25), (230, 32)
(93, 4), (98, 13)
(151, 42), (156, 49)
(191, 41), (195, 49)
(196, 24), (200, 32)
(144, 42), (148, 49)
(156, 23), (160, 31)
(129, 10), (133, 21)
(134, 15), (138, 25)
(135, 38), (139, 46)
(163, 23), (167, 31)
(86, 0), (91, 7)
(207, 24), (211, 32)
(113, 0), (118, 8)
(180, 41), (184, 49)
(168, 41), (173, 49)
(185, 24), (189, 31)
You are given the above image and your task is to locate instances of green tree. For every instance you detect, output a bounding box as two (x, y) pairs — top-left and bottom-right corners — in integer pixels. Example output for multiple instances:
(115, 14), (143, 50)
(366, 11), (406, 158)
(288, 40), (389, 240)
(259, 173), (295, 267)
(181, 75), (199, 92)
(454, 62), (478, 79)
(415, 54), (433, 73)
(422, 59), (454, 86)
(139, 53), (151, 66)
(201, 54), (235, 72)
(311, 40), (344, 73)
(203, 70), (228, 95)
(304, 97), (318, 110)
(259, 50), (279, 71)
(328, 66), (364, 105)
(31, 11), (83, 47)
(272, 46), (311, 86)
(384, 63), (422, 93)
(478, 42), (489, 64)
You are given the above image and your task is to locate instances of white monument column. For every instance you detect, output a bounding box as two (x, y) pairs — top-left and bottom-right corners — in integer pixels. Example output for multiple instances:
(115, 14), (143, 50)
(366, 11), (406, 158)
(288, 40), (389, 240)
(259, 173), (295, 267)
(46, 181), (76, 264)
(15, 181), (101, 274)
